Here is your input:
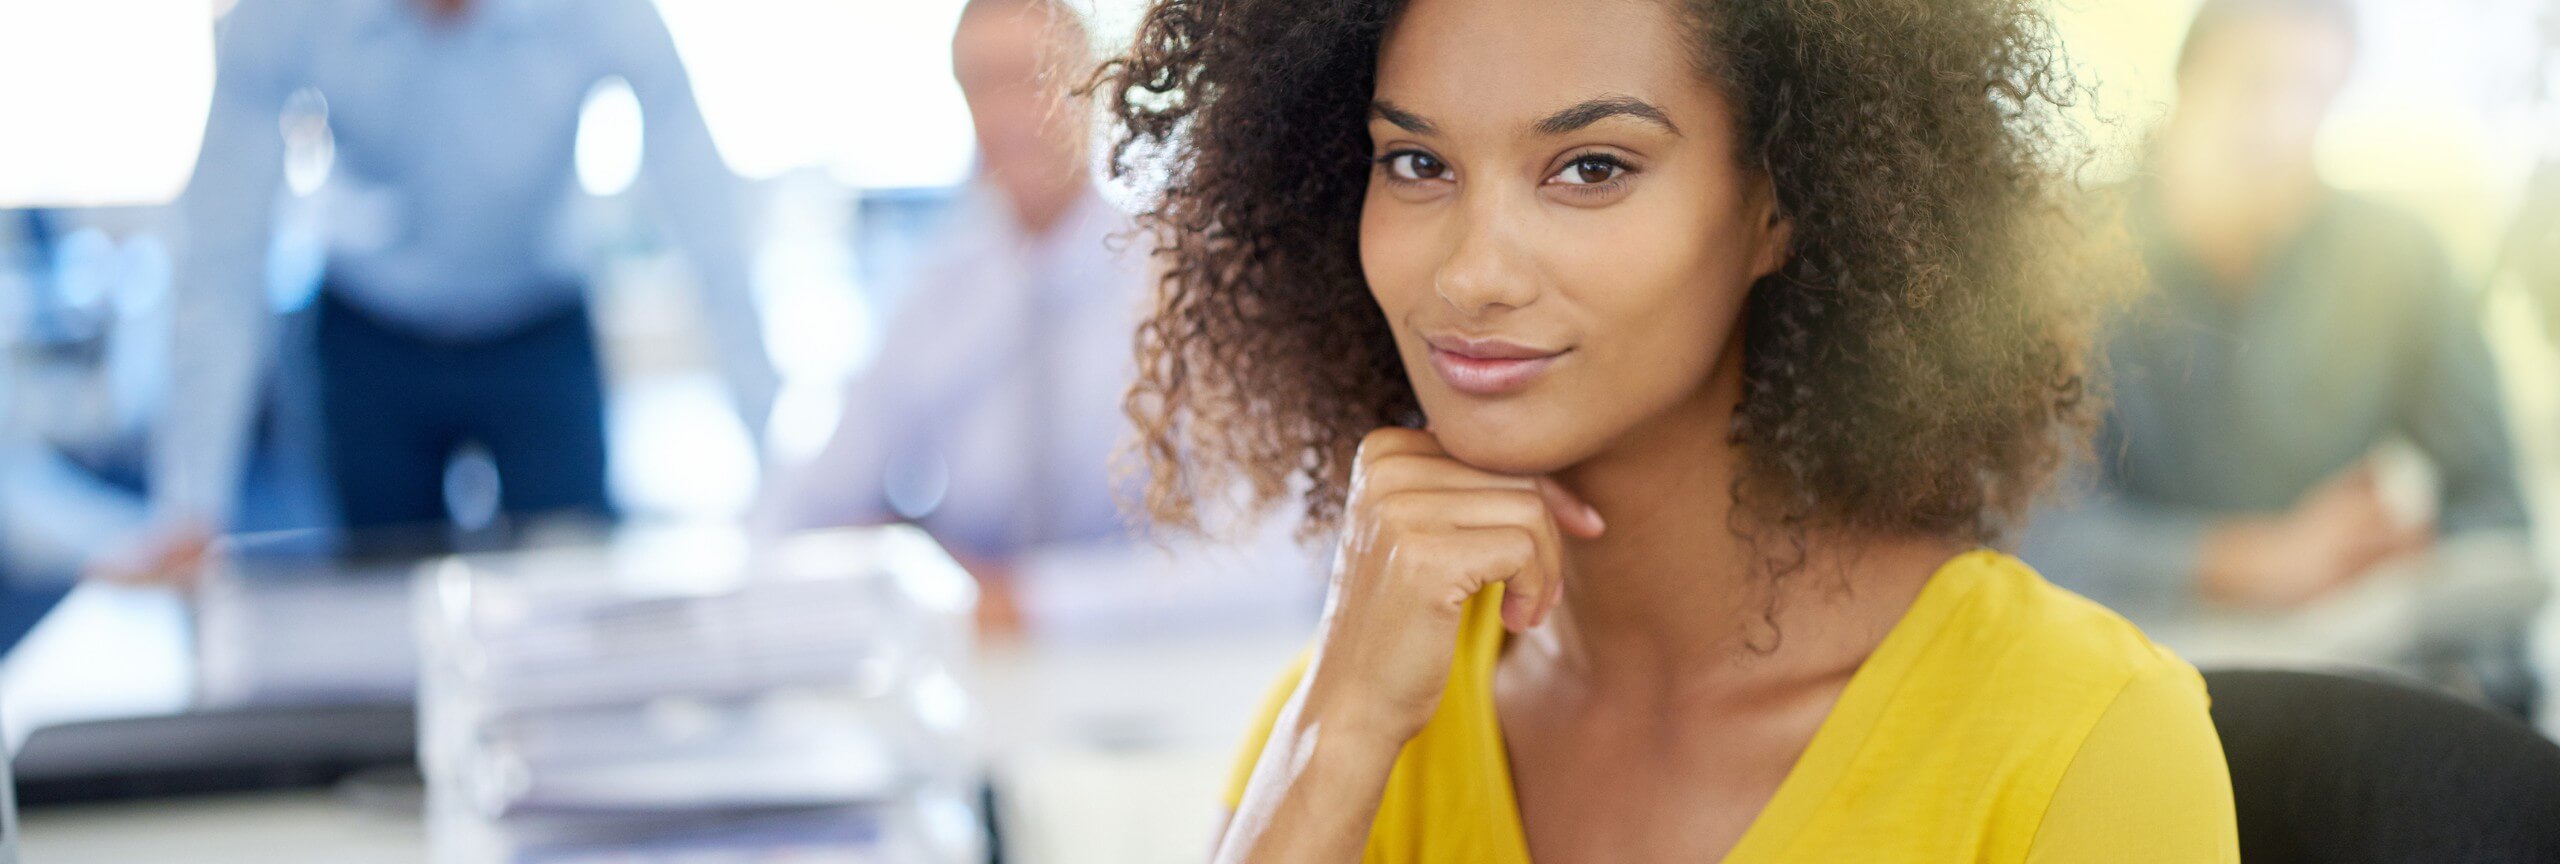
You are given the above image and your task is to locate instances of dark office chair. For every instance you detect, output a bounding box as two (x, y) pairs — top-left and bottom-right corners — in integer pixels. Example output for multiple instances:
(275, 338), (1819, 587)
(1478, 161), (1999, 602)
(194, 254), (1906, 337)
(2205, 669), (2560, 864)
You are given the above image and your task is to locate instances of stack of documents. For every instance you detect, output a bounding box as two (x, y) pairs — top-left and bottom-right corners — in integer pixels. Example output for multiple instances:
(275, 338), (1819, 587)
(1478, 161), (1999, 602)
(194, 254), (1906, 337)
(416, 525), (984, 863)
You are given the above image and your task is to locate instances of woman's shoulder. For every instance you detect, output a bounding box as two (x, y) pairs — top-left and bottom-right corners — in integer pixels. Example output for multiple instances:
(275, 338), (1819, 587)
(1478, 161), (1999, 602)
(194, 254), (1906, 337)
(1873, 550), (2219, 787)
(1925, 549), (2205, 701)
(1792, 551), (2234, 860)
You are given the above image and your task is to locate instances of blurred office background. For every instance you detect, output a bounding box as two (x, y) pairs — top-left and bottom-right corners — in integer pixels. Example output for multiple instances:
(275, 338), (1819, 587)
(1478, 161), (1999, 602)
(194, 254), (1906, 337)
(0, 0), (2552, 861)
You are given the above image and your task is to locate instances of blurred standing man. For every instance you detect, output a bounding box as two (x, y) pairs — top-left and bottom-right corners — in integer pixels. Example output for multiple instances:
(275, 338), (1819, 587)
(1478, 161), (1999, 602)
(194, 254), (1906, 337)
(101, 0), (777, 578)
(2024, 0), (2531, 647)
(767, 0), (1316, 638)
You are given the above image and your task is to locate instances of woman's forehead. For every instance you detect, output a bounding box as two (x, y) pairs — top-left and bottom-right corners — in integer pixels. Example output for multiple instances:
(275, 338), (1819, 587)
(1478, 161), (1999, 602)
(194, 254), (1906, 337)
(1372, 0), (1712, 139)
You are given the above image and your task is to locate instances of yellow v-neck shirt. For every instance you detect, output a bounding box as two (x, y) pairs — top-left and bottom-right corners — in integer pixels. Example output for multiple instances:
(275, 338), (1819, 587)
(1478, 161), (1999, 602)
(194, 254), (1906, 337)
(1223, 550), (2240, 862)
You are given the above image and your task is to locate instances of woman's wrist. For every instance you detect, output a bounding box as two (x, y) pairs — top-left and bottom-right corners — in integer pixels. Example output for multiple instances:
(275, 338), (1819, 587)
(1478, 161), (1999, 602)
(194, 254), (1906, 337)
(1292, 699), (1415, 769)
(1296, 665), (1430, 752)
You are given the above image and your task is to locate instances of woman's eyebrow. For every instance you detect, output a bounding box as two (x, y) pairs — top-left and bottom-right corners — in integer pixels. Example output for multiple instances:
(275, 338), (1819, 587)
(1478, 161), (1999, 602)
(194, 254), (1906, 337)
(1370, 100), (1438, 135)
(1532, 95), (1681, 137)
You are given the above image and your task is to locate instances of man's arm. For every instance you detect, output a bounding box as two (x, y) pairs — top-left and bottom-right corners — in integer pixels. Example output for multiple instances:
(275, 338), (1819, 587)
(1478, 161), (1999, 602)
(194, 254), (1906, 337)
(603, 0), (779, 444)
(150, 0), (301, 534)
(2395, 244), (2527, 533)
(1005, 502), (1326, 639)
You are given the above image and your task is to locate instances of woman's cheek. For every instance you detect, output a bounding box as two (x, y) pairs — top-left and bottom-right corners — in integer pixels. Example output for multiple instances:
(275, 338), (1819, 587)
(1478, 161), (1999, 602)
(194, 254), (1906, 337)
(1357, 199), (1404, 305)
(1574, 263), (1733, 400)
(1359, 214), (1441, 330)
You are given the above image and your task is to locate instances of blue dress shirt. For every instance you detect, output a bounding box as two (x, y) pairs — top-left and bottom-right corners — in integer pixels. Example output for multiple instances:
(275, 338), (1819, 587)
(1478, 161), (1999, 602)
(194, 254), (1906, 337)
(158, 0), (777, 526)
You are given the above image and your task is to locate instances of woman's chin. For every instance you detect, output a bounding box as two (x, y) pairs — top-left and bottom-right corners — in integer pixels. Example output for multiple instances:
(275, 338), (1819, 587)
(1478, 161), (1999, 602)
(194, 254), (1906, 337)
(1428, 422), (1581, 478)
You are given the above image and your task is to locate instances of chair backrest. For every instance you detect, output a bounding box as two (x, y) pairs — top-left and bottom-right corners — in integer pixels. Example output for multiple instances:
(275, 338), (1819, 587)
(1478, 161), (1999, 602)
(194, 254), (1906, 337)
(2204, 669), (2560, 864)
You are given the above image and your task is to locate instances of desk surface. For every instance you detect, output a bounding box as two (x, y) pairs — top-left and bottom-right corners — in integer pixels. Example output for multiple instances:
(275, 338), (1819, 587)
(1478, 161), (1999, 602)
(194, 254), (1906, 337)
(22, 789), (425, 864)
(15, 617), (1311, 864)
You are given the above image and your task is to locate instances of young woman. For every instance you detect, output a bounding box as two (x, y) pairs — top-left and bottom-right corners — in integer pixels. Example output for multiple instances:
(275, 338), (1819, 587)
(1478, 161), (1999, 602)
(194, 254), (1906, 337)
(1094, 0), (2239, 860)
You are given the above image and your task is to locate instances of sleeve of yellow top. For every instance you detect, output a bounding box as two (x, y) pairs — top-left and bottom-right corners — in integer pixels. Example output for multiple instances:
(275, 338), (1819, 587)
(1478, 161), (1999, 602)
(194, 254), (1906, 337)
(1222, 652), (1314, 811)
(2024, 666), (2243, 863)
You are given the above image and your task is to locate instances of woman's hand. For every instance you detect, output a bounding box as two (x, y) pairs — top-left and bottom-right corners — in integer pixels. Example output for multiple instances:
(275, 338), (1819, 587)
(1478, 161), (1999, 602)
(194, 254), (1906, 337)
(1211, 428), (1605, 863)
(1300, 427), (1608, 747)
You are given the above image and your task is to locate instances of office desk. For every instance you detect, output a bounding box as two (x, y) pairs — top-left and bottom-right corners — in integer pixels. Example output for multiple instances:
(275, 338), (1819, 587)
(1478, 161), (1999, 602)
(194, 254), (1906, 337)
(11, 586), (1311, 864)
(23, 789), (424, 863)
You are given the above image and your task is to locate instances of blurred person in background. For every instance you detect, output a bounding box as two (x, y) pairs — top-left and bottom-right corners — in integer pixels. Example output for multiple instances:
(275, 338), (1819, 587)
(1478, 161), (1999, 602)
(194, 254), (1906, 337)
(2022, 0), (2535, 679)
(2515, 164), (2560, 343)
(0, 210), (132, 648)
(95, 0), (779, 580)
(764, 0), (1317, 639)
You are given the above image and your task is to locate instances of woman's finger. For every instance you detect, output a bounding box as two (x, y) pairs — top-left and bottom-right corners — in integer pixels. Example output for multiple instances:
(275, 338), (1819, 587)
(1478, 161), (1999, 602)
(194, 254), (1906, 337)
(1535, 476), (1607, 540)
(1354, 427), (1447, 467)
(1374, 489), (1565, 632)
(1432, 525), (1548, 633)
(1364, 452), (1541, 496)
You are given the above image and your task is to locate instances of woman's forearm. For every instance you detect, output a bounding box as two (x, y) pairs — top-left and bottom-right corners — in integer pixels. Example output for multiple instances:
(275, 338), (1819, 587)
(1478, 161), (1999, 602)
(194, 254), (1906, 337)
(1213, 698), (1406, 864)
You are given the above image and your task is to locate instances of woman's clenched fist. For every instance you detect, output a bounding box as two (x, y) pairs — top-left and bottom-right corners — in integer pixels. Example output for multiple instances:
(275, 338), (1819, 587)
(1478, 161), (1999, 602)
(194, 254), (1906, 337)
(1295, 427), (1607, 746)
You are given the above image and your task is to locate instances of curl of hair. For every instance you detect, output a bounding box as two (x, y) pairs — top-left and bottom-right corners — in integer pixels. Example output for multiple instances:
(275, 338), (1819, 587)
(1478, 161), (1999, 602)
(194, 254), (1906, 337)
(1093, 0), (2126, 557)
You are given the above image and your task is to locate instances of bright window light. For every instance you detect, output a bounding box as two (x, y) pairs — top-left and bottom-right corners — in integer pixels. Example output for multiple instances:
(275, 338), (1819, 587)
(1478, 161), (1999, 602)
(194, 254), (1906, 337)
(2315, 0), (2544, 199)
(654, 0), (976, 188)
(575, 77), (646, 198)
(0, 0), (215, 207)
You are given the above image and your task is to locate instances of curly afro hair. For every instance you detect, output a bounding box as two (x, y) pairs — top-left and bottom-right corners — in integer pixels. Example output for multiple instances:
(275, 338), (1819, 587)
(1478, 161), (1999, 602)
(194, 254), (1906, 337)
(1095, 0), (2122, 555)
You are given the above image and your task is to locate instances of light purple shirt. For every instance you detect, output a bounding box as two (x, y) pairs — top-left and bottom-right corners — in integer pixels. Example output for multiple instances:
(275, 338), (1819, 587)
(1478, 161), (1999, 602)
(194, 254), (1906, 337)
(771, 185), (1321, 637)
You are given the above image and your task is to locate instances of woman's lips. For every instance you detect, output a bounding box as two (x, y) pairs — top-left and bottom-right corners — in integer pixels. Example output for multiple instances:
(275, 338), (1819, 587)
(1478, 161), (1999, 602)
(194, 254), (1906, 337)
(1425, 337), (1567, 397)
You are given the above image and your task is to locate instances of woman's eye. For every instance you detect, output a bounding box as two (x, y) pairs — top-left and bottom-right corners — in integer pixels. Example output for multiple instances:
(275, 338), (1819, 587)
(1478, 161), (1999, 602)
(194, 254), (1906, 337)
(1550, 155), (1624, 186)
(1385, 151), (1449, 181)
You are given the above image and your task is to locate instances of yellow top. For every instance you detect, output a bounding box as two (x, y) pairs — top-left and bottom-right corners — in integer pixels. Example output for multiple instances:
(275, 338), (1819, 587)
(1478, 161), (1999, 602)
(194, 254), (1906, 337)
(1223, 550), (2240, 863)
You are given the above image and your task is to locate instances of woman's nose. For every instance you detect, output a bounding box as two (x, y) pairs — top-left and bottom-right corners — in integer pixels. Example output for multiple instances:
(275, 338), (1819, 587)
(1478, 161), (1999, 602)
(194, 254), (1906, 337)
(1432, 197), (1539, 315)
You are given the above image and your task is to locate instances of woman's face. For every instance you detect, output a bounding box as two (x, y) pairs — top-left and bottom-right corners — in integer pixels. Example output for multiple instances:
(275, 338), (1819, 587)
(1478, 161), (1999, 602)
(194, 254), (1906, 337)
(1360, 0), (1788, 476)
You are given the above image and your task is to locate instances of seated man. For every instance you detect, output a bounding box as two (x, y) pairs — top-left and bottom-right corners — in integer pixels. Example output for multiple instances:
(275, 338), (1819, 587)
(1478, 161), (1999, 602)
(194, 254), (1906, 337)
(2021, 0), (2536, 673)
(764, 0), (1317, 638)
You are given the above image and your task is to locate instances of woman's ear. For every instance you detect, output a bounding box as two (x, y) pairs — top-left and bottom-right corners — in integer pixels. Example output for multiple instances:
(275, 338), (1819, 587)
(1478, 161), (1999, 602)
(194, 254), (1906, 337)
(1751, 184), (1794, 279)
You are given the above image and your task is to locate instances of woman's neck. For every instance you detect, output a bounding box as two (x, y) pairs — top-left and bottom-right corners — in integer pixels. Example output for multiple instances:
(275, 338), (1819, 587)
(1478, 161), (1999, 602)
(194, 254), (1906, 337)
(1538, 344), (1955, 699)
